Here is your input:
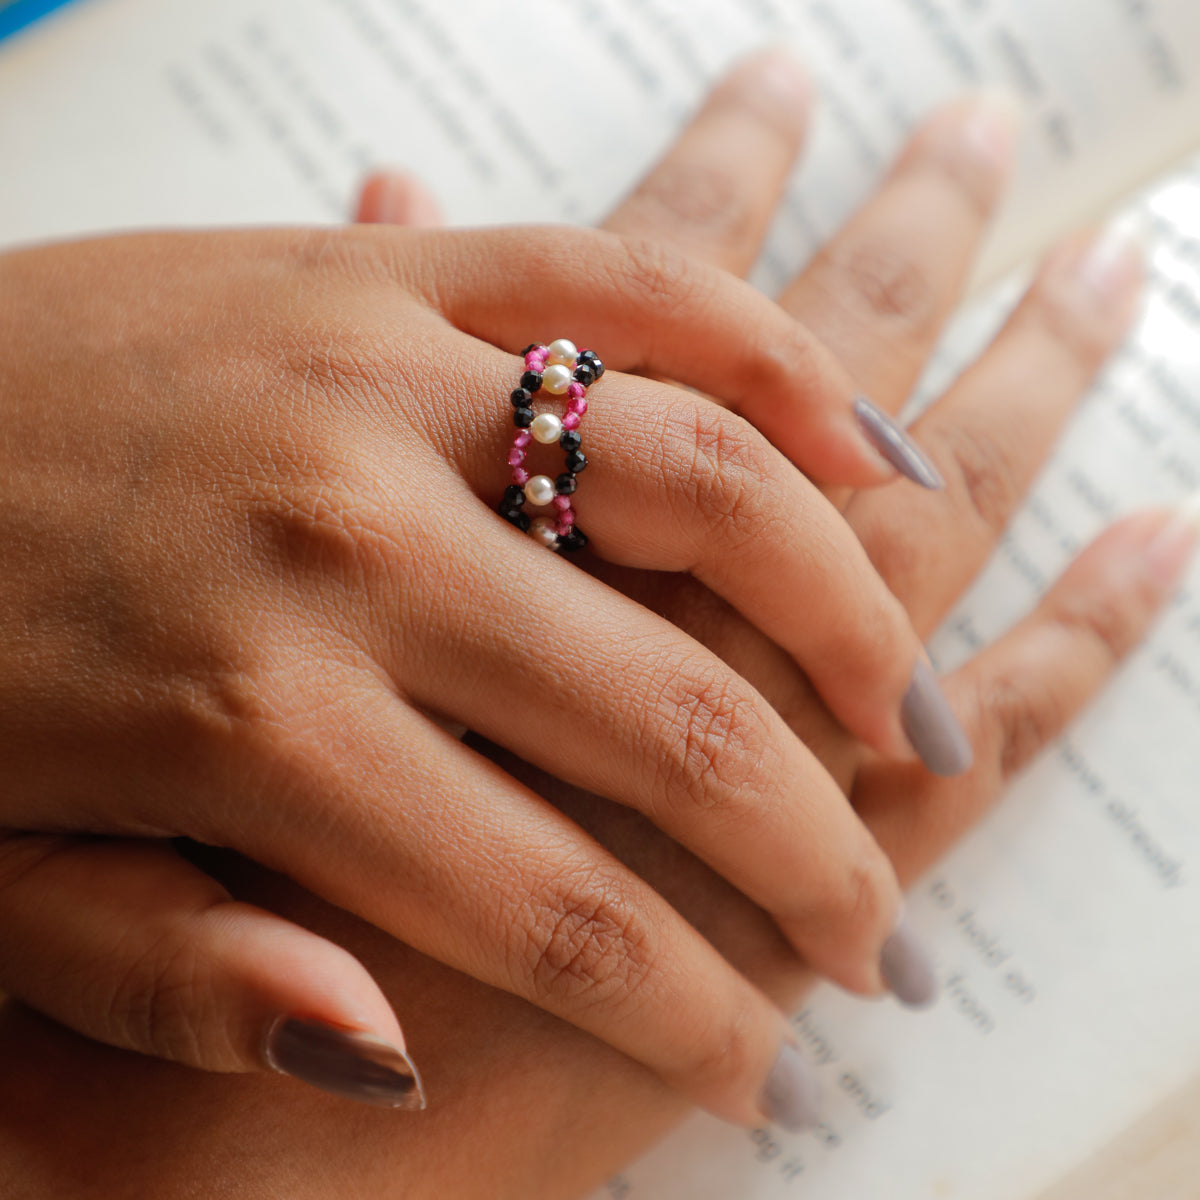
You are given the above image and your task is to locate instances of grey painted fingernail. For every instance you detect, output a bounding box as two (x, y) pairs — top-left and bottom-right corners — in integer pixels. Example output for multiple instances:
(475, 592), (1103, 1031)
(854, 396), (945, 490)
(880, 910), (939, 1008)
(265, 1017), (426, 1110)
(901, 660), (974, 777)
(758, 1042), (821, 1132)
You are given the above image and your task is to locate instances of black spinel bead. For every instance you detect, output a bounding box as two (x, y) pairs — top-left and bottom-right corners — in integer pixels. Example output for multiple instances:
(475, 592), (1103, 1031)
(555, 473), (577, 495)
(520, 343), (538, 357)
(510, 387), (533, 408)
(520, 371), (543, 393)
(572, 362), (596, 386)
(579, 350), (604, 379)
(565, 449), (588, 474)
(559, 430), (582, 453)
(560, 528), (588, 553)
(502, 508), (532, 533)
(502, 485), (526, 510)
(513, 407), (534, 428)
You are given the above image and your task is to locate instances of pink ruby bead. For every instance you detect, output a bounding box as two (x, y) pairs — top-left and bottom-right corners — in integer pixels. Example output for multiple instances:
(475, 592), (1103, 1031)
(513, 430), (532, 448)
(512, 467), (530, 485)
(562, 412), (581, 431)
(569, 397), (588, 416)
(567, 382), (585, 400)
(507, 448), (526, 467)
(552, 495), (572, 512)
(526, 352), (547, 370)
(557, 510), (575, 533)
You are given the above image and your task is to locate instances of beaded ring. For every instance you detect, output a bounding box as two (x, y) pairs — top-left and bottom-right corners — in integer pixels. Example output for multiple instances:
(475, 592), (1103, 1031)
(497, 338), (603, 553)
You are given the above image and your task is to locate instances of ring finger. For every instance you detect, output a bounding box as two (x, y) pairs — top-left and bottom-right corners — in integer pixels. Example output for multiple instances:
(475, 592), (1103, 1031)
(393, 501), (913, 997)
(850, 224), (1145, 632)
(446, 346), (967, 770)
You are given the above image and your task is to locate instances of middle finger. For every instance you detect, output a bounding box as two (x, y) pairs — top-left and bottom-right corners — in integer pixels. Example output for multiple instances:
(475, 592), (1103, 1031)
(780, 94), (1020, 412)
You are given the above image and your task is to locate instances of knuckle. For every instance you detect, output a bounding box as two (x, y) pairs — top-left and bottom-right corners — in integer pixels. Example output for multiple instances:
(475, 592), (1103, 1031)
(675, 403), (775, 536)
(979, 674), (1065, 780)
(286, 226), (395, 292)
(645, 659), (773, 822)
(276, 323), (392, 409)
(842, 851), (892, 938)
(676, 998), (759, 1100)
(516, 871), (655, 1012)
(834, 584), (909, 686)
(628, 162), (748, 240)
(611, 234), (711, 314)
(104, 934), (216, 1067)
(857, 507), (930, 601)
(1023, 269), (1117, 368)
(235, 446), (408, 582)
(904, 124), (1001, 223)
(831, 240), (938, 335)
(805, 847), (893, 946)
(0, 834), (68, 894)
(741, 334), (824, 406)
(933, 421), (1020, 534)
(1052, 588), (1143, 665)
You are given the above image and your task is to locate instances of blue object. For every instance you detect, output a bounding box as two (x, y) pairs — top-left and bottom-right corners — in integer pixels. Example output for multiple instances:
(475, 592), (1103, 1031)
(0, 0), (85, 45)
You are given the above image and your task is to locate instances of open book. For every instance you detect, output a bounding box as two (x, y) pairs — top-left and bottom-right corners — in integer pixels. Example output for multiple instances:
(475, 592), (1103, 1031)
(2, 1), (1200, 1196)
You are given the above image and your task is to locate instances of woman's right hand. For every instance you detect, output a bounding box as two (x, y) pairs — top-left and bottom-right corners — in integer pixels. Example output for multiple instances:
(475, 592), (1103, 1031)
(0, 211), (963, 1127)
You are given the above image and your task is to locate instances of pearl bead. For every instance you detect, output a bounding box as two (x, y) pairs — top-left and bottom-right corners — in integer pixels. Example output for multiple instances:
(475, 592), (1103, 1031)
(546, 338), (578, 367)
(530, 412), (563, 444)
(542, 364), (573, 395)
(525, 475), (556, 506)
(530, 517), (559, 548)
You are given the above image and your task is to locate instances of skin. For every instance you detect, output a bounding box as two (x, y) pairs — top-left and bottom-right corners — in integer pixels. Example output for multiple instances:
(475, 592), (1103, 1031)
(0, 48), (1187, 1199)
(0, 154), (958, 1128)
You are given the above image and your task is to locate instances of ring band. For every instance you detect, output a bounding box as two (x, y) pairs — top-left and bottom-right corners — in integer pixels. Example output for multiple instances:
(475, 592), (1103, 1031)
(497, 338), (603, 553)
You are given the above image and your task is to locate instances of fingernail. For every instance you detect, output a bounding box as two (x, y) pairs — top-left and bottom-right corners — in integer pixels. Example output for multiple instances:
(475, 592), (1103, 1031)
(1072, 219), (1147, 309)
(901, 659), (974, 777)
(854, 396), (945, 490)
(880, 909), (939, 1009)
(1142, 495), (1200, 589)
(747, 45), (812, 108)
(959, 89), (1023, 170)
(265, 1016), (426, 1110)
(758, 1042), (821, 1132)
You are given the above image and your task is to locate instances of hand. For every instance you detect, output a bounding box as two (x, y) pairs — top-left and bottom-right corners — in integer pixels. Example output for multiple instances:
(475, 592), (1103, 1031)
(0, 172), (965, 1126)
(0, 50), (1180, 1200)
(360, 48), (1173, 1131)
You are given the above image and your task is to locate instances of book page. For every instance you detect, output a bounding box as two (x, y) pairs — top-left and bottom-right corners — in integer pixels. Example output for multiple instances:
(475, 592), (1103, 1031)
(2, 2), (1200, 1198)
(2, 0), (1200, 286)
(595, 156), (1200, 1199)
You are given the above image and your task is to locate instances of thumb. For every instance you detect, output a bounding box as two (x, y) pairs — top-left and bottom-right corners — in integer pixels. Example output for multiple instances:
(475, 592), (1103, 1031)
(0, 833), (425, 1109)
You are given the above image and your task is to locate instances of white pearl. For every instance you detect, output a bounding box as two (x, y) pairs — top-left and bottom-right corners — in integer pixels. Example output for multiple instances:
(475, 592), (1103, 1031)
(542, 363), (573, 395)
(546, 338), (578, 367)
(525, 475), (556, 507)
(530, 517), (559, 548)
(530, 412), (563, 444)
